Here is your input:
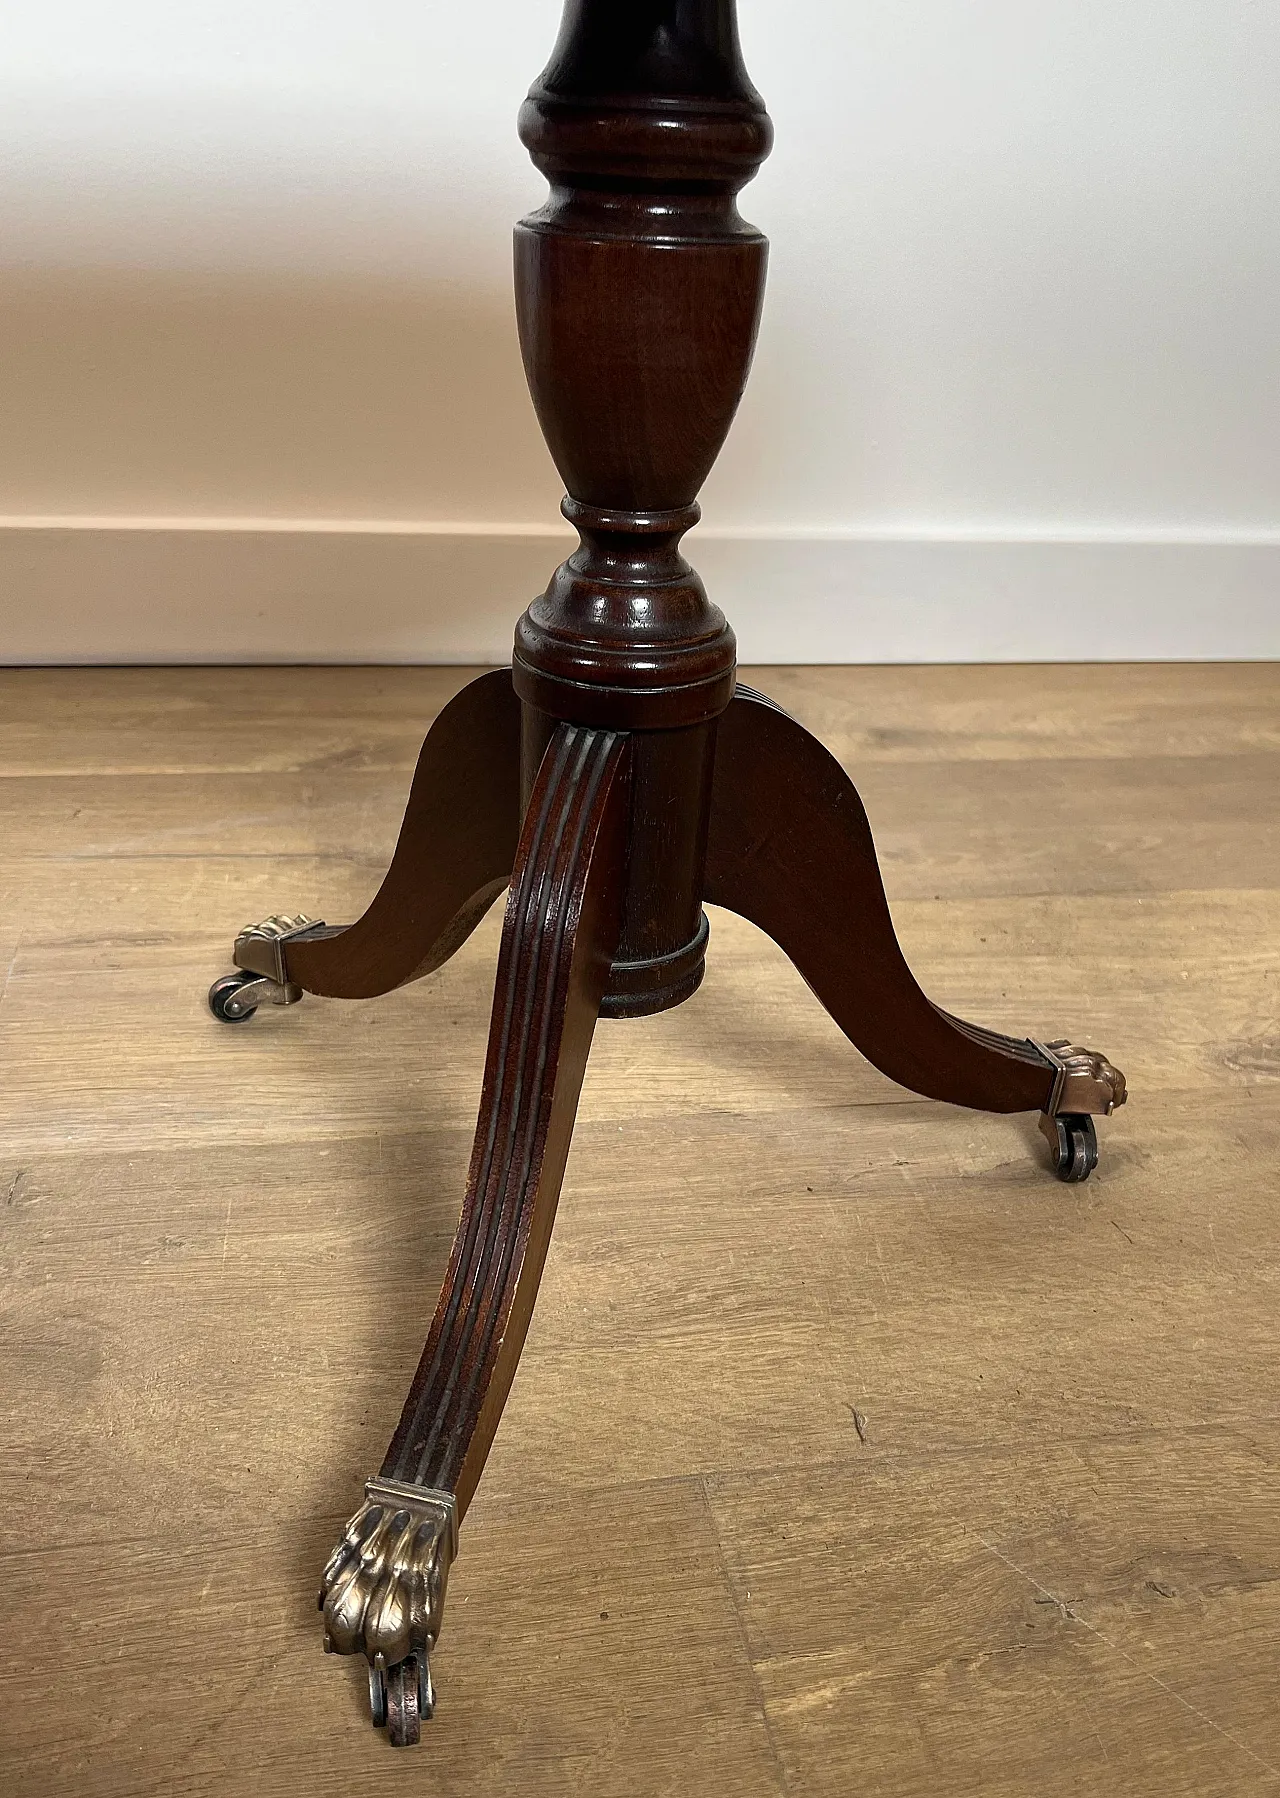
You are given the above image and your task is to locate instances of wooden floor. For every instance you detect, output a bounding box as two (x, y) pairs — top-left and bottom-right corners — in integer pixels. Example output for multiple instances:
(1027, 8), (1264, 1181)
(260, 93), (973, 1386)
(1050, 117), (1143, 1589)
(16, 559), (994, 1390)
(1, 663), (1277, 1797)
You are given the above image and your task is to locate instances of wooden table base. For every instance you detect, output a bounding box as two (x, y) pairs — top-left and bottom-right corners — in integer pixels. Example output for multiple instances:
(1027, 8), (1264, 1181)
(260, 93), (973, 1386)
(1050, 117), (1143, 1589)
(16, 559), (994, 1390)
(208, 1), (1127, 1747)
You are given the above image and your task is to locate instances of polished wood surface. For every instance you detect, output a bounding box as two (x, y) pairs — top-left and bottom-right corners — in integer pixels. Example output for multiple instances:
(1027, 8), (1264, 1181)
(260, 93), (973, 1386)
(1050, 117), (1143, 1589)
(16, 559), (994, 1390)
(707, 688), (1056, 1112)
(284, 668), (520, 999)
(2, 662), (1276, 1796)
(382, 721), (629, 1515)
(512, 0), (770, 731)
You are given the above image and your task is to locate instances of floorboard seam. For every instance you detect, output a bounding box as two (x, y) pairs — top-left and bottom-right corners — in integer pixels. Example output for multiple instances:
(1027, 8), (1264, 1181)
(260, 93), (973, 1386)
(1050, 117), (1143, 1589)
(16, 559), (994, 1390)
(696, 1474), (794, 1798)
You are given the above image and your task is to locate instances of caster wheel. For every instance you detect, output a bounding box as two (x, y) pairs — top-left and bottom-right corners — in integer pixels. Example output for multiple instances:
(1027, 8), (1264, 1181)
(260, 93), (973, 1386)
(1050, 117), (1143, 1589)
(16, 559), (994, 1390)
(385, 1656), (422, 1748)
(1043, 1113), (1098, 1183)
(208, 972), (259, 1023)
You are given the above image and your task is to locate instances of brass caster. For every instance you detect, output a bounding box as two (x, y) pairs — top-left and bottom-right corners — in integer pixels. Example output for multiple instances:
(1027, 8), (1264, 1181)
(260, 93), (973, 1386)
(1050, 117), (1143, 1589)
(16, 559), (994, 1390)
(319, 1478), (457, 1748)
(208, 912), (326, 1022)
(207, 970), (302, 1023)
(1031, 1039), (1125, 1181)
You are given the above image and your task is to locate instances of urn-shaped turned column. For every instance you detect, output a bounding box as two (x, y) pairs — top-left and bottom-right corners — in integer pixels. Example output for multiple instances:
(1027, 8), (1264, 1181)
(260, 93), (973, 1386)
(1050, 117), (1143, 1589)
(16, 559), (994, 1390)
(513, 0), (773, 730)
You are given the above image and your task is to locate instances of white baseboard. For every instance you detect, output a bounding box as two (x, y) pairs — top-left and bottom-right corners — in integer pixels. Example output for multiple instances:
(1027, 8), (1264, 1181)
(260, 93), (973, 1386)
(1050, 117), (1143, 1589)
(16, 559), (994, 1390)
(2, 517), (1277, 663)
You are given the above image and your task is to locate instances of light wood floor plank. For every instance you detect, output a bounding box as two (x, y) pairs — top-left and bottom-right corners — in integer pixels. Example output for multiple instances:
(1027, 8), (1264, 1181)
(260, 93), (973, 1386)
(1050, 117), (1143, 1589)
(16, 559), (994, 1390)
(704, 1428), (1280, 1796)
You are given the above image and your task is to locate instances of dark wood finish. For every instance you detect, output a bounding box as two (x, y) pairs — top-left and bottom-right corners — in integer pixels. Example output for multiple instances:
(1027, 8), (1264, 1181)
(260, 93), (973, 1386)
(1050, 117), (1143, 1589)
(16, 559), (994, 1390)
(381, 720), (630, 1517)
(706, 688), (1058, 1113)
(524, 703), (717, 1013)
(203, 0), (1127, 1744)
(508, 0), (773, 1003)
(281, 669), (520, 999)
(511, 0), (772, 731)
(597, 718), (716, 1015)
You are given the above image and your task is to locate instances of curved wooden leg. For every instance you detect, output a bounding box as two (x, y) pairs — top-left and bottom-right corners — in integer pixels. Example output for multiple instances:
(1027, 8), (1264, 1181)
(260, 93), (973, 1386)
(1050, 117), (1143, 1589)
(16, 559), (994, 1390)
(219, 668), (522, 1006)
(318, 719), (630, 1744)
(705, 688), (1126, 1136)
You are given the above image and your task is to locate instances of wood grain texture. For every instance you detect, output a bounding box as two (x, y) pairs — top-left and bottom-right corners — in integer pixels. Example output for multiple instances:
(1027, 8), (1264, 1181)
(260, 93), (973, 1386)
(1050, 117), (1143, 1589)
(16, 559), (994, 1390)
(707, 687), (1057, 1112)
(0, 662), (1277, 1796)
(511, 0), (768, 728)
(380, 720), (629, 1513)
(280, 667), (521, 998)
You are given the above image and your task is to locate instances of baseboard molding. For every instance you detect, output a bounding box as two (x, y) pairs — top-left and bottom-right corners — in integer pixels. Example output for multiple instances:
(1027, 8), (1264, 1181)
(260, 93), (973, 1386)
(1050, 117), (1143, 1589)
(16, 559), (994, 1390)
(2, 518), (1277, 663)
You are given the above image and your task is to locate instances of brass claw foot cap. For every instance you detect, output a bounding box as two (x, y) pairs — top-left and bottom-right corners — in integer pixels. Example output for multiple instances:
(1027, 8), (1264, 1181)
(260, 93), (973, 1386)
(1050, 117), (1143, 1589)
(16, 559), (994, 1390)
(1035, 1040), (1127, 1116)
(232, 913), (326, 982)
(319, 1477), (457, 1742)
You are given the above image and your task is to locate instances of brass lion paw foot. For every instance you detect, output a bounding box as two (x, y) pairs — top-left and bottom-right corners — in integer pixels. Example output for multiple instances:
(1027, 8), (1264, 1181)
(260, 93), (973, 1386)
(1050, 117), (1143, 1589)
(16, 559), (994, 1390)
(318, 1478), (458, 1747)
(1034, 1041), (1128, 1183)
(207, 913), (327, 1023)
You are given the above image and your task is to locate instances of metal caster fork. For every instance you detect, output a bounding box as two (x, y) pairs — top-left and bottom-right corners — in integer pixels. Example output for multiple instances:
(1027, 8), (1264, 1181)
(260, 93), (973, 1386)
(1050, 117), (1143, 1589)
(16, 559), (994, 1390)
(207, 970), (294, 1023)
(370, 1655), (434, 1747)
(1039, 1111), (1099, 1183)
(1032, 1040), (1126, 1184)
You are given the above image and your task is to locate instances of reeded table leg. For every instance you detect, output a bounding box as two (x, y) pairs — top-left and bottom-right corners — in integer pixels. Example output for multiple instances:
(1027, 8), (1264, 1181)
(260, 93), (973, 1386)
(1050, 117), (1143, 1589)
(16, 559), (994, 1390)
(706, 688), (1126, 1169)
(317, 719), (630, 1742)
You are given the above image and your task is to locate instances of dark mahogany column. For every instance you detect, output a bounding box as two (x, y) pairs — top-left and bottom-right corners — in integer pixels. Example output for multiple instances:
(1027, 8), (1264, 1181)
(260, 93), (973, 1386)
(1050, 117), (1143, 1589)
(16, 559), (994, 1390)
(512, 0), (772, 1014)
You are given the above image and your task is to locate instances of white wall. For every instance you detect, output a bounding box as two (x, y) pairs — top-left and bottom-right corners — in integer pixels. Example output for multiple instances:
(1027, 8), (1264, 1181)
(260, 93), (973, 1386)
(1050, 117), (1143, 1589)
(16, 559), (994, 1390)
(1, 0), (1277, 661)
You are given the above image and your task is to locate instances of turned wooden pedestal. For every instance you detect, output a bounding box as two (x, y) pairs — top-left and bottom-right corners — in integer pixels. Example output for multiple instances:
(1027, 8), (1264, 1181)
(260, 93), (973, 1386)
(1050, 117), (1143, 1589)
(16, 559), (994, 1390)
(209, 0), (1127, 1747)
